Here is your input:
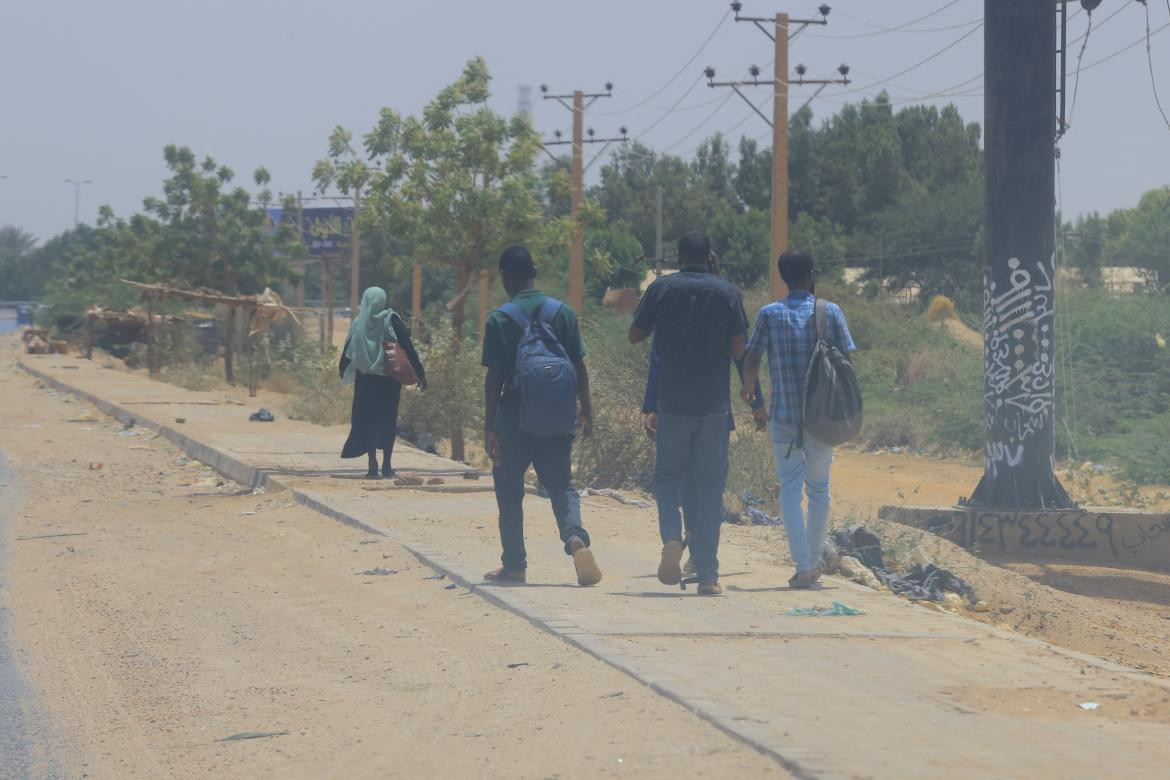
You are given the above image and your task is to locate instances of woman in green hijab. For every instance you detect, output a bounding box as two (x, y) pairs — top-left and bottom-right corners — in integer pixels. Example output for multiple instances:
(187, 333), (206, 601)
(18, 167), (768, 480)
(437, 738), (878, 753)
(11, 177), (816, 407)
(339, 287), (427, 478)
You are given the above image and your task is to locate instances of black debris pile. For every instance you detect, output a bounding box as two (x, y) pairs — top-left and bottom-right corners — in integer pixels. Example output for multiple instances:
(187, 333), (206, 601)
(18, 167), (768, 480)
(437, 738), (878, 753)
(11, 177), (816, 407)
(831, 525), (977, 604)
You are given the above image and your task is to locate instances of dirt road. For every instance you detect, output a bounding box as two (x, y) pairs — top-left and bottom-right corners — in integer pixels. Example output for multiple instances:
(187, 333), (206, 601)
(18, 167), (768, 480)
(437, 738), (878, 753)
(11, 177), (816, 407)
(0, 353), (782, 777)
(7, 341), (1170, 778)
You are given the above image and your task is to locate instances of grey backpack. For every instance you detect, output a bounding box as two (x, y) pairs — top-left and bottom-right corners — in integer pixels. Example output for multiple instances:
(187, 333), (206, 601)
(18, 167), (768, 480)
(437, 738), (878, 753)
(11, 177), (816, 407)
(798, 298), (863, 448)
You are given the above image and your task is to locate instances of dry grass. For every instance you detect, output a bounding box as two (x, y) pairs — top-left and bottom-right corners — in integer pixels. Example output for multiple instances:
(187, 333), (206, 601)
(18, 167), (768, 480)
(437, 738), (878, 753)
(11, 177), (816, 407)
(924, 294), (957, 322)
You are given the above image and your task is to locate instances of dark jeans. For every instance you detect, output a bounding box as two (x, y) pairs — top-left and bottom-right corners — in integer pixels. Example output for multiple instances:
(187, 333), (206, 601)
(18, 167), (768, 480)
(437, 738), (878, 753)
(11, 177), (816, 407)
(492, 428), (589, 571)
(654, 409), (730, 584)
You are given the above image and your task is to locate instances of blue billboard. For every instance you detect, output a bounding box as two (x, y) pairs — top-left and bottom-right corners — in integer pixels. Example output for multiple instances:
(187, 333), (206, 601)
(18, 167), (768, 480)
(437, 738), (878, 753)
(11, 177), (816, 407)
(268, 206), (354, 256)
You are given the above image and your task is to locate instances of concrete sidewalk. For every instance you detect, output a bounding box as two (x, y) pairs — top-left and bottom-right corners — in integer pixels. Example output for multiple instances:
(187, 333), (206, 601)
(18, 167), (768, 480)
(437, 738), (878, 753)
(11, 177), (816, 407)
(19, 352), (1170, 779)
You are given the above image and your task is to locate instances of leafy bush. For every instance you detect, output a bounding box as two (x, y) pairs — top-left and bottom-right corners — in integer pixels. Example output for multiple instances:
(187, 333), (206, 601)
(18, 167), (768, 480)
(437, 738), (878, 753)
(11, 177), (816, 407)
(286, 351), (351, 426)
(397, 317), (483, 445)
(572, 313), (655, 489)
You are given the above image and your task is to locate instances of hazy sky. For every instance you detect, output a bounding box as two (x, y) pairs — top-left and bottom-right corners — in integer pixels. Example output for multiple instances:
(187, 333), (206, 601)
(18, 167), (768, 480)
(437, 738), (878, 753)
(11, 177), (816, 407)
(2, 0), (1168, 241)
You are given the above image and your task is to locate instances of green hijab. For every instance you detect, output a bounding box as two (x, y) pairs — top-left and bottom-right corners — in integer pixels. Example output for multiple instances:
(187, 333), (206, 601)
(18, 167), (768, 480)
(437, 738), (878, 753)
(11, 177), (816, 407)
(342, 287), (396, 383)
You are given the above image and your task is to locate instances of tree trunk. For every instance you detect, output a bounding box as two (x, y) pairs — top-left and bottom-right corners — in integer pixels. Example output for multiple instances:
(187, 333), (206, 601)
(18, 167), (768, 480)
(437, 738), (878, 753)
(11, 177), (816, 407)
(224, 306), (236, 385)
(450, 262), (470, 463)
(967, 0), (1071, 509)
(478, 268), (491, 345)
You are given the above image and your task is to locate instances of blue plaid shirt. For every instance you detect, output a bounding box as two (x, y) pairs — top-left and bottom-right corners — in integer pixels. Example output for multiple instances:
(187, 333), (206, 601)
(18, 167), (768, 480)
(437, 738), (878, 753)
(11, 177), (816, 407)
(746, 291), (856, 425)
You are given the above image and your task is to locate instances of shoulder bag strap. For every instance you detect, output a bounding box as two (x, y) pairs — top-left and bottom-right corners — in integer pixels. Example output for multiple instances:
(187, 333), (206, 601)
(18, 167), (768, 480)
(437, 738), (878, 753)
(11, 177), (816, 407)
(814, 297), (828, 342)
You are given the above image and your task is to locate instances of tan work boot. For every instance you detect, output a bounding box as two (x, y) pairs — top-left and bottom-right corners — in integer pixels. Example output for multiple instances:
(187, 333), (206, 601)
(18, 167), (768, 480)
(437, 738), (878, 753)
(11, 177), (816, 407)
(484, 566), (526, 583)
(658, 540), (684, 585)
(682, 556), (697, 575)
(697, 582), (723, 596)
(569, 537), (602, 586)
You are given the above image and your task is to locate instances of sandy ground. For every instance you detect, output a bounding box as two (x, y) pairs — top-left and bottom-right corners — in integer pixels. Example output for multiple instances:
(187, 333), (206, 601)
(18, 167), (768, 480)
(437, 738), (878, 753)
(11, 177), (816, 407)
(0, 355), (784, 777)
(68, 343), (1170, 682)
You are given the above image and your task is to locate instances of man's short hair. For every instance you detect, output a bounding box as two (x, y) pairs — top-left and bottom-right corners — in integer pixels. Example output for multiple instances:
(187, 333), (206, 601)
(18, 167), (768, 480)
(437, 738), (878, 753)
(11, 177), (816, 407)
(778, 250), (815, 287)
(499, 245), (536, 279)
(677, 231), (711, 265)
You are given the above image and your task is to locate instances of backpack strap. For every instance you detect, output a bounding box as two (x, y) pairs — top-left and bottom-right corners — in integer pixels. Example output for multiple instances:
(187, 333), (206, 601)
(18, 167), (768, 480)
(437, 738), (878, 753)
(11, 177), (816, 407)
(497, 301), (532, 329)
(535, 297), (564, 325)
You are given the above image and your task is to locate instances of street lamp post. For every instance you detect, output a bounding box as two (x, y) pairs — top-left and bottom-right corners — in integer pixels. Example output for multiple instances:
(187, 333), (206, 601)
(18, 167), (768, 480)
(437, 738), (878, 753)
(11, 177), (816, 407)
(64, 178), (92, 228)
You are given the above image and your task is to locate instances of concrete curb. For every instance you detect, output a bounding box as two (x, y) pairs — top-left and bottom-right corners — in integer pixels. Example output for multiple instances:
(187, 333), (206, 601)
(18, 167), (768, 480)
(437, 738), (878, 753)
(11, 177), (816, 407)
(18, 359), (821, 777)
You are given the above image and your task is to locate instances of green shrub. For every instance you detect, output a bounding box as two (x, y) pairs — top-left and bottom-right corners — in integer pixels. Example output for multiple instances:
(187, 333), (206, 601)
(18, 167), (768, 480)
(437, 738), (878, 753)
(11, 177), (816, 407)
(397, 317), (483, 444)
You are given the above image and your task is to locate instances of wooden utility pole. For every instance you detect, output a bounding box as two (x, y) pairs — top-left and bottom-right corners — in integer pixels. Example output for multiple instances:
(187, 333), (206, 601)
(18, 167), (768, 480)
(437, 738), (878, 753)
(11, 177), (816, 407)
(771, 12), (790, 301)
(569, 90), (585, 311)
(710, 4), (843, 297)
(967, 0), (1071, 509)
(349, 189), (361, 314)
(541, 83), (624, 312)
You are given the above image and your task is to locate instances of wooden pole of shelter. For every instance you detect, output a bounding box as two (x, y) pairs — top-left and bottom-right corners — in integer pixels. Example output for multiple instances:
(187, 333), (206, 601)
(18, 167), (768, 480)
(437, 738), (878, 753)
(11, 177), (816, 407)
(224, 306), (236, 385)
(247, 307), (258, 398)
(146, 295), (157, 375)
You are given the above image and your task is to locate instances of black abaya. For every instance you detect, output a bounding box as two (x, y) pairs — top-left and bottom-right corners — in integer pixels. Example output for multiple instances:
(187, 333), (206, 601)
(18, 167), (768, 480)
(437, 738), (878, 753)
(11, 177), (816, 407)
(341, 372), (403, 459)
(338, 313), (426, 464)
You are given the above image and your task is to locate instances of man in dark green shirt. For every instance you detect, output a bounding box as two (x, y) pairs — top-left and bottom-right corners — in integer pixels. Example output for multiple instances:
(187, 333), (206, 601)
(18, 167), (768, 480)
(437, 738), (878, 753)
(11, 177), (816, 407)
(481, 245), (601, 587)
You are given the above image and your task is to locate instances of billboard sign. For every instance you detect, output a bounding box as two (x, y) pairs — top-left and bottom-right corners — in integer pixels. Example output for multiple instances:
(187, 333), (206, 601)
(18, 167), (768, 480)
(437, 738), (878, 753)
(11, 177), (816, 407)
(268, 206), (353, 256)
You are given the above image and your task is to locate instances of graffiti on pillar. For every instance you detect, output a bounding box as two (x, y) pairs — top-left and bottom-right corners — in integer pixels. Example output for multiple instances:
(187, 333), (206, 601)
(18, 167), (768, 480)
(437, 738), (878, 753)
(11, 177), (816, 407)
(916, 510), (1170, 563)
(982, 256), (1056, 475)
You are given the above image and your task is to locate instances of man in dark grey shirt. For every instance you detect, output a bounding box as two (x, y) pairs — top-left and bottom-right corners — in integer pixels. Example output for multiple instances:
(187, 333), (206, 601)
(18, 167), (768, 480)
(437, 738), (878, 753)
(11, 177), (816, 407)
(629, 231), (749, 596)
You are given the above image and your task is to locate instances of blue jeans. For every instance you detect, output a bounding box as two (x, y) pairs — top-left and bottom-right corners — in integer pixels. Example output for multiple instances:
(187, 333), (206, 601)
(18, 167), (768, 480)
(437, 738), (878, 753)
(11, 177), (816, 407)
(654, 409), (730, 584)
(770, 422), (834, 573)
(493, 428), (589, 571)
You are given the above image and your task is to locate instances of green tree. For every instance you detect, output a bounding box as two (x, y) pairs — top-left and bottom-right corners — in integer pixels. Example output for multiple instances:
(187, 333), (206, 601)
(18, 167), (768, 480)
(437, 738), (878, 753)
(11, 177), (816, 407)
(327, 57), (544, 460)
(585, 227), (645, 299)
(707, 206), (770, 287)
(1106, 186), (1170, 291)
(733, 136), (770, 212)
(1063, 212), (1107, 287)
(593, 142), (721, 257)
(0, 226), (39, 299)
(140, 145), (297, 382)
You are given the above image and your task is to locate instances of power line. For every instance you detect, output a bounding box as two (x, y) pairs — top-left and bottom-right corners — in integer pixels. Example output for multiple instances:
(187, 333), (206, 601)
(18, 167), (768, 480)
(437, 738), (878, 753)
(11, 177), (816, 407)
(809, 17), (981, 40)
(594, 8), (730, 117)
(1140, 0), (1170, 131)
(1066, 7), (1095, 131)
(816, 22), (983, 99)
(632, 75), (704, 140)
(1080, 16), (1170, 71)
(828, 0), (964, 35)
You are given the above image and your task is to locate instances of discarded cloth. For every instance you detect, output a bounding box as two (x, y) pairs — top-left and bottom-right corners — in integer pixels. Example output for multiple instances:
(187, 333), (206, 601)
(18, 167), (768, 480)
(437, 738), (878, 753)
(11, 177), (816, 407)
(832, 524), (977, 604)
(249, 408), (275, 422)
(745, 506), (783, 526)
(787, 601), (862, 617)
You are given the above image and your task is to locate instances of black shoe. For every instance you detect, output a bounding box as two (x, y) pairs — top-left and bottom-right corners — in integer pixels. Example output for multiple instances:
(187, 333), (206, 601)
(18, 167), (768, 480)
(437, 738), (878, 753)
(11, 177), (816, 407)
(382, 465), (396, 478)
(364, 468), (380, 480)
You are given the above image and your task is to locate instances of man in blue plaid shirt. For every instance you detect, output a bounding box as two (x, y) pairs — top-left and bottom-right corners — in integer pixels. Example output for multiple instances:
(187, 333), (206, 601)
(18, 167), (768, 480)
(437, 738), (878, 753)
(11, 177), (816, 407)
(742, 250), (856, 589)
